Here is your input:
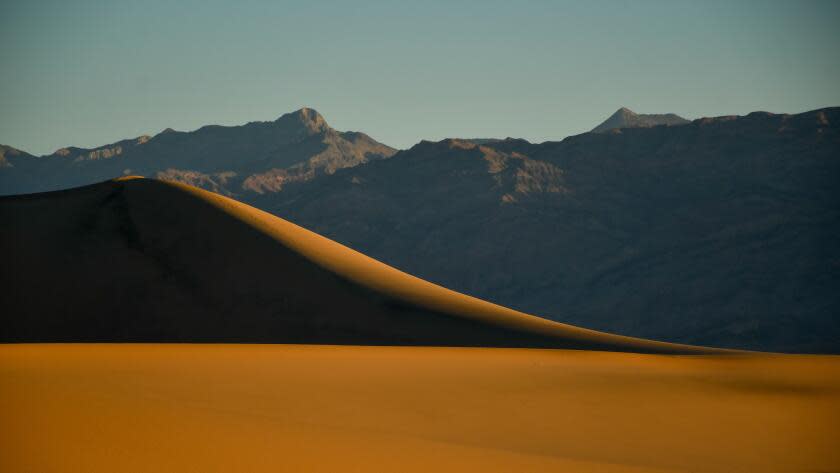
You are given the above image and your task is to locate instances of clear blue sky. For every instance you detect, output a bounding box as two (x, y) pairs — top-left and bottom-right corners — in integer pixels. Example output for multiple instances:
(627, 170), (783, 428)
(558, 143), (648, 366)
(1, 0), (838, 154)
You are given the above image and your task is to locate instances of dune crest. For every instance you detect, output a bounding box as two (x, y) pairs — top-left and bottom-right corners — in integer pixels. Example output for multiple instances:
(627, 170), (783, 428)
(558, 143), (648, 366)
(1, 178), (724, 353)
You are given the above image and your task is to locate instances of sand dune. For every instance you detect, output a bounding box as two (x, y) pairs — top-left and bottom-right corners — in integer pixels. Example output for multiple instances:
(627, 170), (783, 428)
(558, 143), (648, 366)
(1, 177), (719, 353)
(1, 344), (838, 473)
(2, 178), (838, 471)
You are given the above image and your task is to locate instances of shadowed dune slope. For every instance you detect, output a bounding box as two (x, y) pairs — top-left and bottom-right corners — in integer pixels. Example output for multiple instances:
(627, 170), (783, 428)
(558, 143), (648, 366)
(0, 178), (721, 353)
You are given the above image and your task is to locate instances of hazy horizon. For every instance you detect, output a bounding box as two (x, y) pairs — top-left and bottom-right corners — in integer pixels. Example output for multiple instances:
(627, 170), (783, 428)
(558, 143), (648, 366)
(2, 0), (839, 154)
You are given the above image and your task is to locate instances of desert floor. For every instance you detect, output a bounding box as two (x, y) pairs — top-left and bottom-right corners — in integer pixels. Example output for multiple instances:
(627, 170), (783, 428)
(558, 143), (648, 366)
(2, 344), (838, 472)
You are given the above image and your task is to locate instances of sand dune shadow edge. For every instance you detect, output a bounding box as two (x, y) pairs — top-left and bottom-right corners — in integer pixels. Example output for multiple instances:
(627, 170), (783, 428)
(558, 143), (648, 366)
(1, 177), (724, 353)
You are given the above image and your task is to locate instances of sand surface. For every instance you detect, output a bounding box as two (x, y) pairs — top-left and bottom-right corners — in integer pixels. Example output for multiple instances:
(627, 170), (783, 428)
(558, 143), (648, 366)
(2, 344), (838, 472)
(1, 178), (720, 353)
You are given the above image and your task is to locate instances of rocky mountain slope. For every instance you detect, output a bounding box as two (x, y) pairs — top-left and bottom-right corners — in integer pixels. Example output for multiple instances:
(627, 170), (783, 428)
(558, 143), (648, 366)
(0, 108), (396, 196)
(252, 108), (840, 352)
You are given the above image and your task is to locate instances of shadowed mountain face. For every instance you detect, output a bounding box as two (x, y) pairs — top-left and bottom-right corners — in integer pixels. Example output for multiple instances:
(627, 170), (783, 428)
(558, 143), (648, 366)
(252, 108), (840, 353)
(591, 107), (690, 133)
(0, 177), (717, 354)
(0, 108), (396, 196)
(0, 145), (33, 168)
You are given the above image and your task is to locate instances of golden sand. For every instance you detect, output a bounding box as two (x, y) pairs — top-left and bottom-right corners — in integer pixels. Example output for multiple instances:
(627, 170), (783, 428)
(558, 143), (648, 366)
(2, 344), (838, 472)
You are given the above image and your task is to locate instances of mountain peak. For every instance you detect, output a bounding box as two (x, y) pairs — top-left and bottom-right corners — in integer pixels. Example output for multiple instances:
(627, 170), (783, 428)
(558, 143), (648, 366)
(277, 107), (329, 133)
(297, 106), (321, 119)
(0, 144), (24, 154)
(591, 108), (689, 133)
(0, 144), (31, 167)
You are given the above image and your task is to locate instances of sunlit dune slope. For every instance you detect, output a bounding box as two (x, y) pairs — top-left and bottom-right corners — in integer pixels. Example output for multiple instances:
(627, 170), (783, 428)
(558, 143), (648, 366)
(2, 344), (839, 473)
(1, 177), (718, 353)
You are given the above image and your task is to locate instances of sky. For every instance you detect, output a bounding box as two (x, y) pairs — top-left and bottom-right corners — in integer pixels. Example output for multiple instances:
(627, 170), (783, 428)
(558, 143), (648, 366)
(1, 0), (839, 154)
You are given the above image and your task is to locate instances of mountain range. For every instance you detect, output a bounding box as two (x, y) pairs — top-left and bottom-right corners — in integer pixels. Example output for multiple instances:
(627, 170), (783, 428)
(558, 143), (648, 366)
(254, 108), (840, 352)
(0, 108), (395, 196)
(2, 107), (838, 352)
